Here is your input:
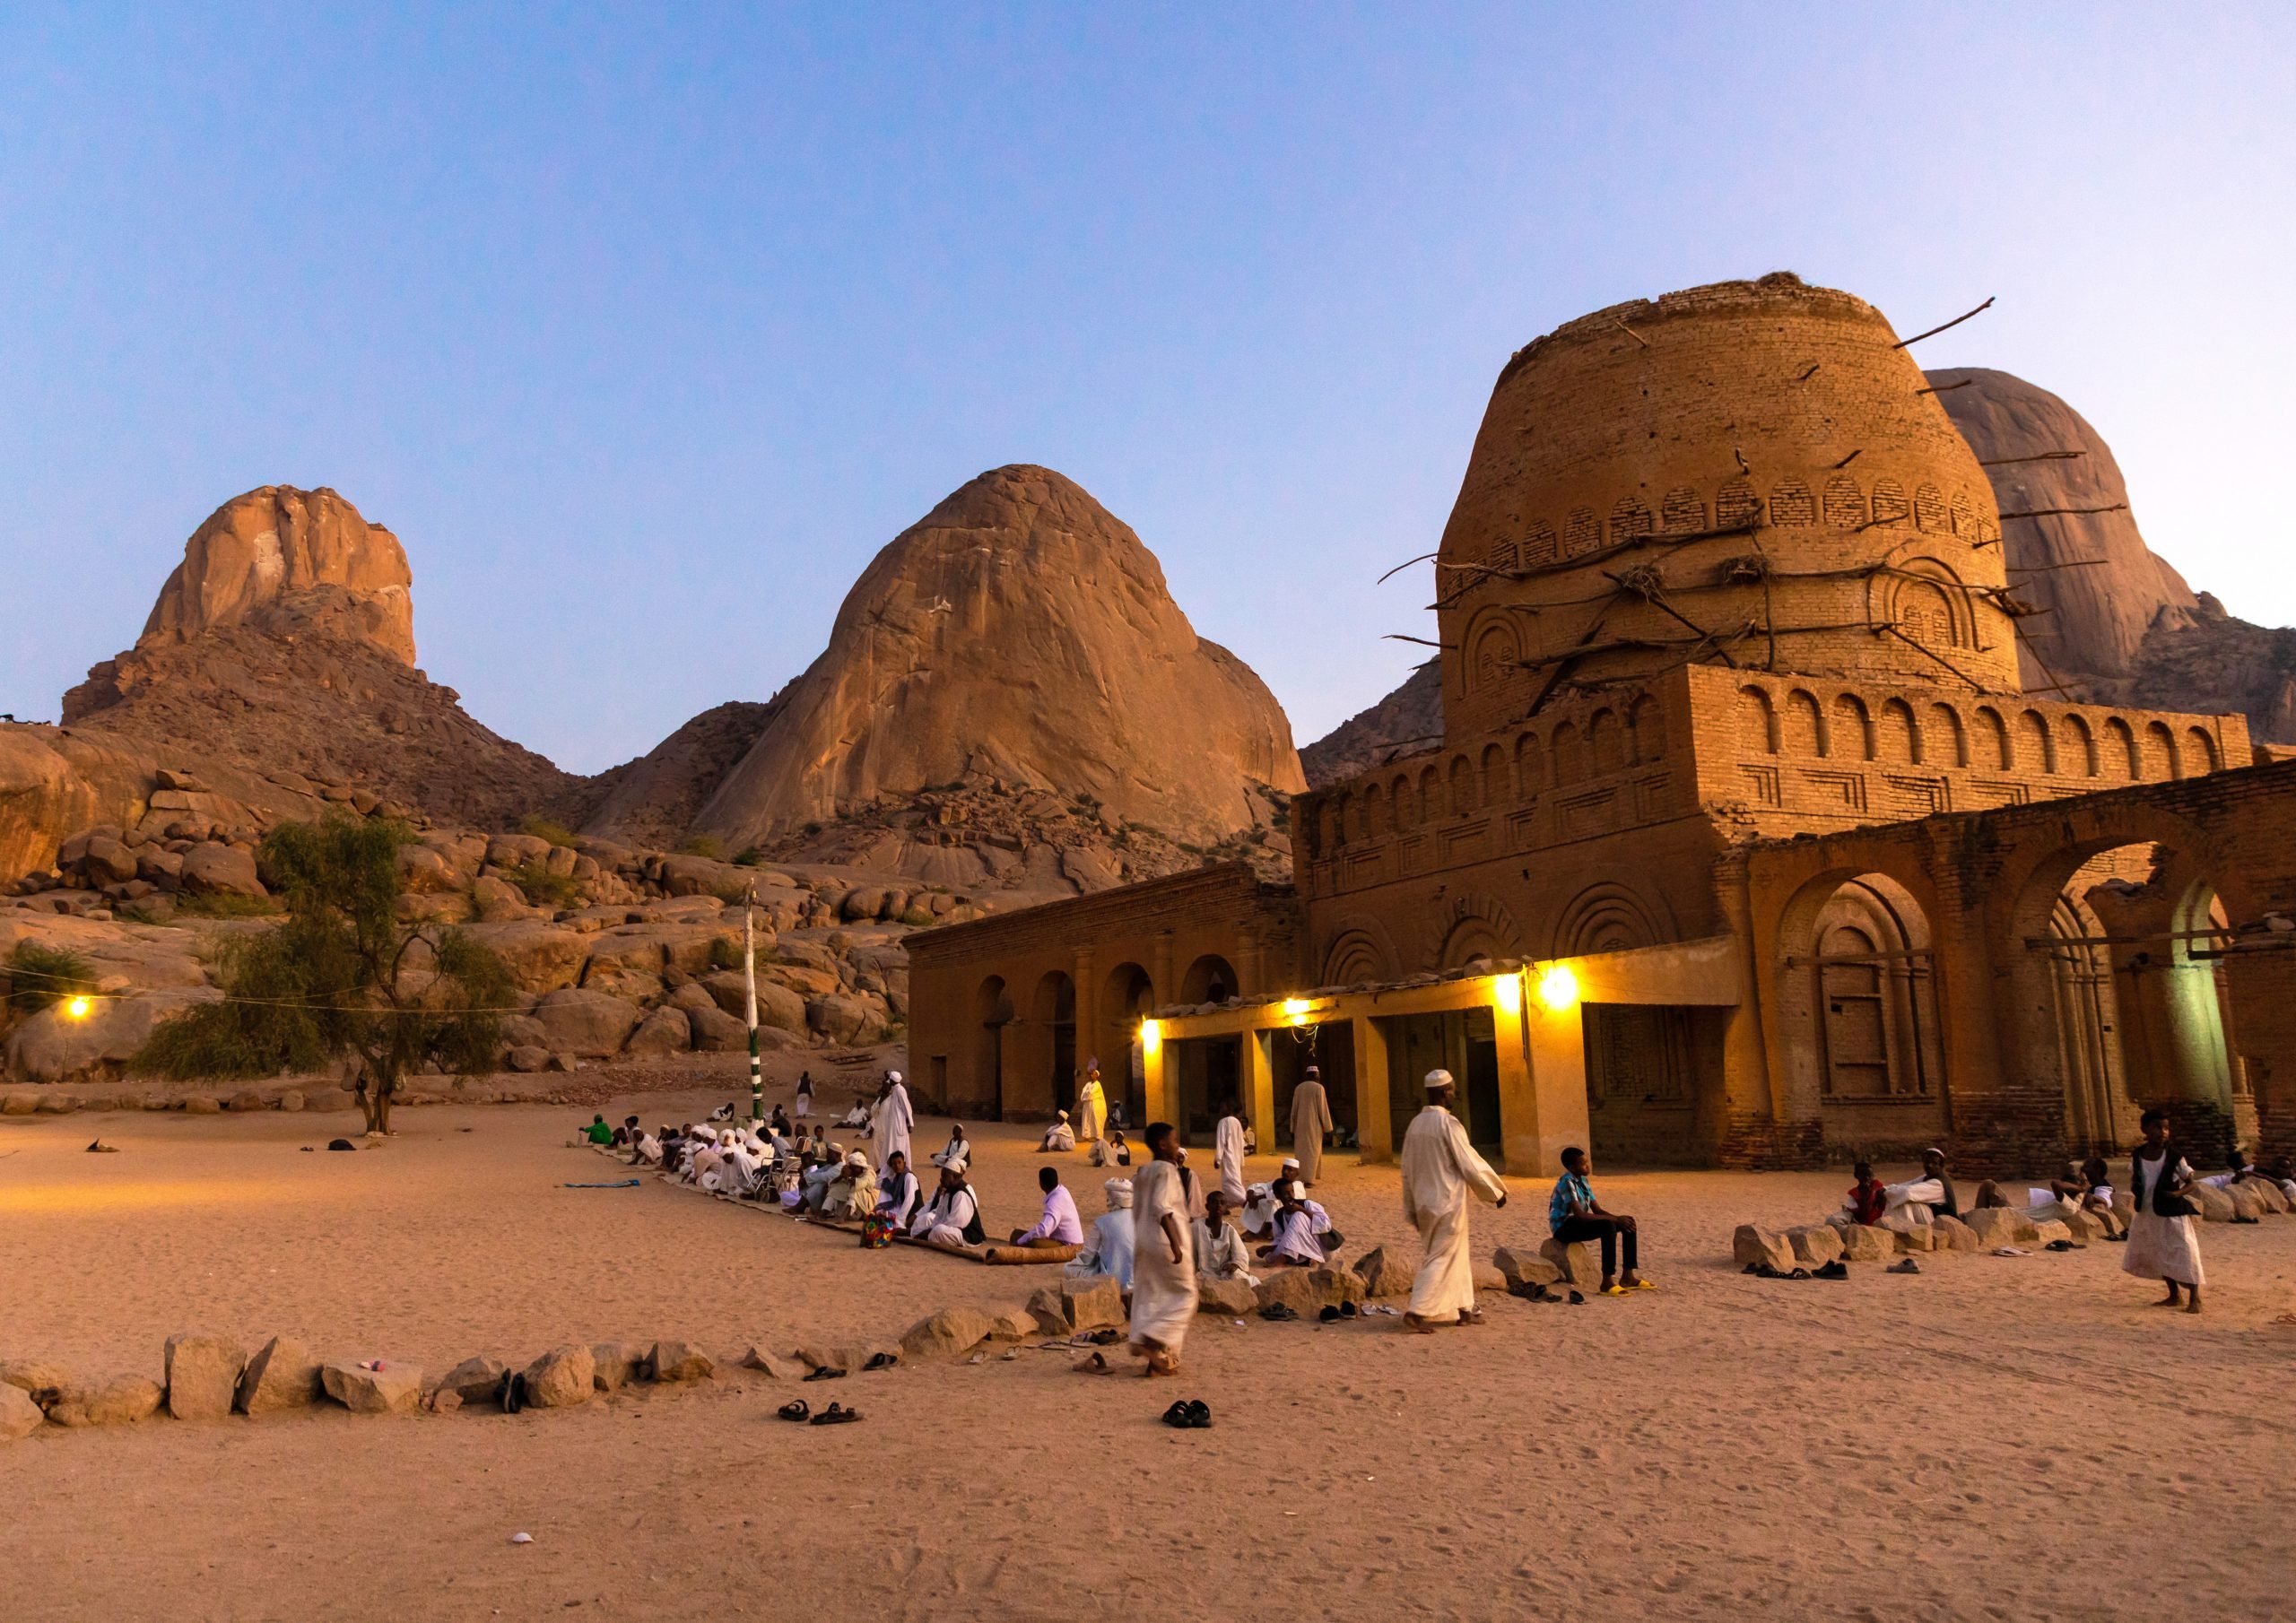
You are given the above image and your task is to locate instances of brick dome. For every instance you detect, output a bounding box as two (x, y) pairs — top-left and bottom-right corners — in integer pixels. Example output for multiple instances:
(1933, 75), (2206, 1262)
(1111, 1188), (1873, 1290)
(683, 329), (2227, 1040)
(1433, 273), (2015, 741)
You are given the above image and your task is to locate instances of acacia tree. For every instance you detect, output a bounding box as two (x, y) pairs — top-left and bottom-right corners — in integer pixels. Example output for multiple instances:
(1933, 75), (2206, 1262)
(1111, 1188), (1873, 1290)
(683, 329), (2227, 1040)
(141, 813), (513, 1133)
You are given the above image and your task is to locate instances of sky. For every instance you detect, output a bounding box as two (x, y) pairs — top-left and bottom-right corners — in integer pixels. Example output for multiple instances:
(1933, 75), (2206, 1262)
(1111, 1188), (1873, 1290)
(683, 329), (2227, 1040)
(3, 4), (2292, 772)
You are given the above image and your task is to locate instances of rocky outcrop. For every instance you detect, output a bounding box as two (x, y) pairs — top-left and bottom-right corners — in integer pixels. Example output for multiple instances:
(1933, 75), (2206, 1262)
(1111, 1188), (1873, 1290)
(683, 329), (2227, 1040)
(1300, 658), (1442, 788)
(578, 700), (778, 852)
(691, 466), (1305, 853)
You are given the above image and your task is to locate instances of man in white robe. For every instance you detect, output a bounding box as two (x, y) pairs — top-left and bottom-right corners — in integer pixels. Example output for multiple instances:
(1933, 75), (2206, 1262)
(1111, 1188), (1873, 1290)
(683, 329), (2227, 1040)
(1076, 1065), (1108, 1144)
(873, 1072), (914, 1180)
(1064, 1179), (1135, 1288)
(1193, 1190), (1259, 1287)
(1039, 1111), (1076, 1152)
(1126, 1124), (1196, 1375)
(931, 1124), (971, 1173)
(1401, 1070), (1508, 1332)
(909, 1167), (980, 1249)
(1213, 1101), (1248, 1206)
(875, 1150), (921, 1228)
(820, 1152), (879, 1220)
(1290, 1066), (1335, 1185)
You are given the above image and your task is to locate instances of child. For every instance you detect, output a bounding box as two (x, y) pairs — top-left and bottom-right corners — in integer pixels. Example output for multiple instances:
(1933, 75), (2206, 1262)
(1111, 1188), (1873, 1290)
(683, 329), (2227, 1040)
(1845, 1160), (1887, 1226)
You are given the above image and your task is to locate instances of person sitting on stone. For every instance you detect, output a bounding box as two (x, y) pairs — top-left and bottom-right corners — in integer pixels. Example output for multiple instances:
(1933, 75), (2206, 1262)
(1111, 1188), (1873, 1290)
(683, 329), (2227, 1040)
(2200, 1147), (2263, 1190)
(837, 1098), (873, 1132)
(1039, 1110), (1077, 1152)
(1257, 1177), (1326, 1268)
(932, 1124), (973, 1173)
(583, 1113), (615, 1147)
(1841, 1160), (1887, 1226)
(1550, 1145), (1648, 1296)
(631, 1126), (664, 1167)
(1091, 1126), (1133, 1167)
(1192, 1190), (1259, 1287)
(909, 1166), (985, 1249)
(685, 1129), (726, 1189)
(2262, 1154), (2296, 1205)
(820, 1151), (879, 1220)
(1881, 1148), (1957, 1229)
(1010, 1166), (1084, 1247)
(875, 1150), (921, 1228)
(1063, 1179), (1136, 1288)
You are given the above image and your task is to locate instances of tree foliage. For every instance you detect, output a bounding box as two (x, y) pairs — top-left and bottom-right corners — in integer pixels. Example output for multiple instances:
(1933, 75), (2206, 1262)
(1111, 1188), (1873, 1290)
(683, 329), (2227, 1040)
(4, 942), (95, 1018)
(138, 813), (513, 1133)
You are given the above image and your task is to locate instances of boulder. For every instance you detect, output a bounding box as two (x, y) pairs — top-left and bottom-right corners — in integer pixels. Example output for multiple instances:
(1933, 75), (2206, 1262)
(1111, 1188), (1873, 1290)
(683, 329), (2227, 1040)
(461, 922), (589, 994)
(900, 1306), (994, 1362)
(1491, 1245), (1561, 1292)
(506, 1045), (552, 1072)
(236, 1335), (324, 1415)
(48, 1374), (163, 1428)
(2249, 1178), (2290, 1215)
(623, 1004), (692, 1057)
(688, 1006), (748, 1052)
(2092, 1202), (2128, 1238)
(1540, 1236), (1598, 1285)
(648, 1341), (714, 1383)
(179, 842), (265, 899)
(2186, 1182), (2236, 1223)
(2060, 1207), (2108, 1244)
(1785, 1225), (1844, 1268)
(434, 1356), (509, 1407)
(806, 994), (873, 1045)
(1060, 1276), (1127, 1332)
(162, 1333), (247, 1421)
(984, 1306), (1041, 1342)
(520, 1345), (596, 1409)
(4, 986), (222, 1084)
(0, 1382), (41, 1442)
(529, 989), (643, 1057)
(703, 972), (808, 1032)
(1731, 1224), (1795, 1274)
(472, 875), (538, 922)
(1024, 1286), (1069, 1337)
(2031, 1219), (2074, 1247)
(1894, 1224), (1935, 1253)
(1252, 1267), (1345, 1317)
(321, 1360), (423, 1415)
(1964, 1207), (2039, 1248)
(590, 1342), (648, 1393)
(1836, 1223), (1892, 1263)
(1929, 1215), (1979, 1253)
(1196, 1277), (1257, 1316)
(738, 1346), (808, 1380)
(1354, 1244), (1419, 1298)
(1472, 1260), (1507, 1294)
(184, 1094), (222, 1114)
(2227, 1182), (2269, 1221)
(0, 1358), (74, 1404)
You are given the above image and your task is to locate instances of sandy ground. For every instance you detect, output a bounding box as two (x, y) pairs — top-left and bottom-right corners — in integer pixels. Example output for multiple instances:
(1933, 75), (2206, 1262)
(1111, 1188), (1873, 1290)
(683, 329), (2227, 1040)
(5, 1086), (2295, 1623)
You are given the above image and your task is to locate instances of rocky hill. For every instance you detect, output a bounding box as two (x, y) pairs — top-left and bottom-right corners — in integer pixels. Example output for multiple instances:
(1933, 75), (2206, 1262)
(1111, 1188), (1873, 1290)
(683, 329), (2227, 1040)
(683, 464), (1305, 855)
(1300, 658), (1442, 788)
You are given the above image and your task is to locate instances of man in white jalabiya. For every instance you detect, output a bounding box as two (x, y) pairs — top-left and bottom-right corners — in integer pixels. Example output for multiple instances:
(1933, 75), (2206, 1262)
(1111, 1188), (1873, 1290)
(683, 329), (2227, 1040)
(1290, 1065), (1335, 1185)
(1064, 1178), (1136, 1288)
(873, 1071), (914, 1180)
(1400, 1069), (1509, 1333)
(909, 1166), (983, 1249)
(1213, 1099), (1248, 1206)
(1039, 1111), (1077, 1152)
(1127, 1123), (1196, 1376)
(931, 1124), (971, 1173)
(1193, 1189), (1259, 1287)
(1075, 1064), (1108, 1145)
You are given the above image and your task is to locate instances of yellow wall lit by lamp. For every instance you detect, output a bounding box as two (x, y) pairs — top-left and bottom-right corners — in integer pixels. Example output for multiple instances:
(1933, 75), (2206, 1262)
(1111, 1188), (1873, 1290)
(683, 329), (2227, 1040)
(1535, 964), (1579, 1012)
(1490, 971), (1522, 1015)
(1139, 1018), (1161, 1055)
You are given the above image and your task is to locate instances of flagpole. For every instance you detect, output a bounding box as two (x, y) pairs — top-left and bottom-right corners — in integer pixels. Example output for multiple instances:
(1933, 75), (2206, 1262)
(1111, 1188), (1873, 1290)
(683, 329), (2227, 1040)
(744, 886), (762, 1124)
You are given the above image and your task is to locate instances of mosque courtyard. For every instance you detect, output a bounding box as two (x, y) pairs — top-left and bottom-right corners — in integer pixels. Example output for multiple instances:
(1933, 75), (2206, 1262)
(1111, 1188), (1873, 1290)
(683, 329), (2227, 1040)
(4, 1065), (2292, 1622)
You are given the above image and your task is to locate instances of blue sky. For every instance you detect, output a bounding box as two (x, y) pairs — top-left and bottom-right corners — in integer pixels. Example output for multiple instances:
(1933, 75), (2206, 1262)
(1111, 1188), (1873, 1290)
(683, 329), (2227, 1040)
(4, 4), (2291, 770)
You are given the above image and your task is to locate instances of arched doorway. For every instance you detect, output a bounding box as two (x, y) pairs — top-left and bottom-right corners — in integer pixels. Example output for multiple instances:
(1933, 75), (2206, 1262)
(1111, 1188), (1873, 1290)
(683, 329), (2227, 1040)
(1179, 954), (1237, 1005)
(1100, 962), (1154, 1128)
(975, 976), (1013, 1119)
(1032, 970), (1077, 1119)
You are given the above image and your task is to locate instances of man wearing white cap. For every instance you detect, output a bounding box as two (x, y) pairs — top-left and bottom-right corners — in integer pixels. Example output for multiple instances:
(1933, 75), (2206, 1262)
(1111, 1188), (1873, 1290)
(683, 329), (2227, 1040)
(1290, 1064), (1335, 1185)
(872, 1070), (914, 1181)
(1400, 1069), (1509, 1332)
(1075, 1062), (1108, 1145)
(1213, 1098), (1248, 1206)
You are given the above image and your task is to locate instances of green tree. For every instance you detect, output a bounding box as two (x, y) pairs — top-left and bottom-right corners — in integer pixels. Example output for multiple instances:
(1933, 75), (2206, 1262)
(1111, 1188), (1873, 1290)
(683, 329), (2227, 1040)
(139, 813), (514, 1134)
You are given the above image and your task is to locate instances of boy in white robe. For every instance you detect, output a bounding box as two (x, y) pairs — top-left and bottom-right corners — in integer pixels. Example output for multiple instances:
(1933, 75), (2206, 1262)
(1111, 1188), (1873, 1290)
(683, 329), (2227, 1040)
(1193, 1191), (1259, 1287)
(1213, 1103), (1248, 1206)
(1127, 1124), (1196, 1375)
(2126, 1107), (2205, 1312)
(1400, 1070), (1508, 1332)
(875, 1150), (921, 1227)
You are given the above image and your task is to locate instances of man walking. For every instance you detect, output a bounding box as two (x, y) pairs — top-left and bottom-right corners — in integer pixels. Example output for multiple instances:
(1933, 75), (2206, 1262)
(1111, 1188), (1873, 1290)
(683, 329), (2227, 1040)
(1400, 1069), (1508, 1332)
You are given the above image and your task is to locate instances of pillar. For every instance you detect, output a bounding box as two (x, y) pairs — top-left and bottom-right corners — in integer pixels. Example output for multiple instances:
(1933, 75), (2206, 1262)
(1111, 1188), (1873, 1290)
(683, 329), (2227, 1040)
(1246, 1028), (1276, 1147)
(1516, 994), (1592, 1179)
(1073, 946), (1098, 1072)
(1353, 1014), (1393, 1165)
(1143, 1023), (1172, 1126)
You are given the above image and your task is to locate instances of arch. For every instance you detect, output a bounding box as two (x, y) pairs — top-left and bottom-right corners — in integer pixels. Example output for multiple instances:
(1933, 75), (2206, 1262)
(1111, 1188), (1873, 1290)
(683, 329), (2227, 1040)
(1926, 702), (1969, 768)
(1914, 483), (1948, 532)
(1563, 507), (1601, 557)
(1551, 720), (1585, 785)
(1429, 891), (1526, 972)
(1588, 707), (1626, 776)
(2016, 708), (2057, 775)
(1522, 519), (1558, 568)
(1320, 918), (1397, 987)
(1973, 706), (2013, 770)
(1448, 754), (1475, 816)
(2104, 716), (2141, 779)
(1869, 477), (1910, 527)
(1466, 612), (1520, 696)
(1716, 479), (1761, 528)
(1629, 693), (1668, 763)
(1782, 689), (1826, 758)
(1389, 773), (1414, 830)
(1514, 730), (1546, 794)
(1418, 763), (1442, 819)
(2144, 720), (2182, 779)
(1830, 693), (1874, 761)
(1661, 485), (1707, 532)
(1363, 780), (1387, 838)
(2186, 726), (2221, 774)
(1950, 490), (1979, 539)
(1553, 881), (1667, 957)
(1878, 698), (1920, 764)
(1482, 535), (1518, 573)
(1736, 685), (1779, 754)
(2062, 713), (2100, 777)
(1822, 473), (1867, 528)
(1769, 480), (1814, 525)
(1609, 496), (1653, 543)
(1480, 741), (1509, 805)
(1179, 954), (1237, 1005)
(974, 975), (1014, 1118)
(1883, 557), (1978, 651)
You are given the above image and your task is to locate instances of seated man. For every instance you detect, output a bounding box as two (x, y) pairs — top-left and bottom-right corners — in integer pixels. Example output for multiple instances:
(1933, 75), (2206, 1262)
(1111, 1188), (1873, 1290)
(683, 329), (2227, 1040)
(1880, 1148), (1958, 1230)
(583, 1114), (615, 1147)
(708, 1102), (735, 1123)
(932, 1124), (973, 1174)
(1193, 1190), (1259, 1287)
(686, 1130), (726, 1189)
(720, 1133), (764, 1195)
(1039, 1111), (1077, 1152)
(801, 1146), (845, 1212)
(1091, 1127), (1133, 1168)
(631, 1127), (664, 1167)
(2201, 1147), (2264, 1190)
(1010, 1166), (1084, 1247)
(1063, 1179), (1136, 1288)
(609, 1114), (640, 1148)
(875, 1150), (921, 1228)
(909, 1167), (985, 1249)
(1257, 1179), (1325, 1268)
(1238, 1181), (1278, 1237)
(1550, 1146), (1648, 1295)
(820, 1151), (879, 1220)
(837, 1099), (873, 1132)
(768, 1104), (792, 1137)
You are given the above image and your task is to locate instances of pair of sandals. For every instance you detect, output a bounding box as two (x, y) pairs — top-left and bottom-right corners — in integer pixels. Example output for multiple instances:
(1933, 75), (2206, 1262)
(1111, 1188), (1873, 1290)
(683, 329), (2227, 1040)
(1258, 1303), (1300, 1322)
(1160, 1400), (1213, 1429)
(2044, 1237), (2087, 1253)
(1746, 1263), (1813, 1280)
(778, 1400), (861, 1425)
(1601, 1279), (1661, 1295)
(1317, 1303), (1360, 1323)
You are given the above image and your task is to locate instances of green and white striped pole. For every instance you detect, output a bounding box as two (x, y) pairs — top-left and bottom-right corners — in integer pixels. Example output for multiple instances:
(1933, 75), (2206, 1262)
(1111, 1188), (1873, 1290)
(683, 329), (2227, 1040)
(744, 887), (762, 1124)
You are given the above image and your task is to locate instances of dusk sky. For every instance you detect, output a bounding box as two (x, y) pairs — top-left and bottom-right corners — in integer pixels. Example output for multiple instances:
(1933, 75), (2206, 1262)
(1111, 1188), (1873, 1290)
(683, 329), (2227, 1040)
(4, 4), (2291, 772)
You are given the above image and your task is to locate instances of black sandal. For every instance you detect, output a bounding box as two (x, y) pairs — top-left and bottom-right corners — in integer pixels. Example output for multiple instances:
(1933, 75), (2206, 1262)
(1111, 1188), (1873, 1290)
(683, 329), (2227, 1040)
(863, 1351), (900, 1371)
(802, 1366), (847, 1382)
(1339, 1301), (1359, 1318)
(1185, 1399), (1212, 1428)
(1161, 1401), (1193, 1428)
(1318, 1305), (1341, 1323)
(810, 1402), (862, 1425)
(1258, 1303), (1299, 1322)
(777, 1400), (810, 1423)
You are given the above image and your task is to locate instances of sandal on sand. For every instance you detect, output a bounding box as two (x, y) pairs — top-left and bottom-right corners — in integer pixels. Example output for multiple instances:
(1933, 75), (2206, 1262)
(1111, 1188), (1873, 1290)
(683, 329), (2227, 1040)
(1814, 1261), (1848, 1280)
(1602, 1284), (1628, 1297)
(1888, 1258), (1921, 1274)
(777, 1400), (810, 1423)
(1402, 1313), (1438, 1335)
(1318, 1306), (1342, 1323)
(863, 1351), (900, 1371)
(1457, 1308), (1486, 1325)
(1161, 1401), (1194, 1428)
(802, 1366), (847, 1382)
(1340, 1301), (1359, 1318)
(1568, 1290), (1587, 1305)
(1259, 1303), (1300, 1322)
(810, 1403), (861, 1426)
(1185, 1399), (1212, 1428)
(1631, 1279), (1657, 1290)
(1074, 1351), (1116, 1375)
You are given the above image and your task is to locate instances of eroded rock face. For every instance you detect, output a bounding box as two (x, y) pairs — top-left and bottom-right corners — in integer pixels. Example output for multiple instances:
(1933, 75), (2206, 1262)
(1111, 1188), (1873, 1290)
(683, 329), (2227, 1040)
(1300, 659), (1442, 789)
(692, 466), (1305, 852)
(137, 486), (416, 665)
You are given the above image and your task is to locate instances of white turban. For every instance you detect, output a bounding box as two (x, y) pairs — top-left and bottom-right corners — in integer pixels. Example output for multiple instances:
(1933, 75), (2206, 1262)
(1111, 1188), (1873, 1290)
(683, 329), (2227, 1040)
(1424, 1068), (1455, 1092)
(887, 1071), (902, 1084)
(1281, 1157), (1300, 1170)
(1105, 1179), (1135, 1210)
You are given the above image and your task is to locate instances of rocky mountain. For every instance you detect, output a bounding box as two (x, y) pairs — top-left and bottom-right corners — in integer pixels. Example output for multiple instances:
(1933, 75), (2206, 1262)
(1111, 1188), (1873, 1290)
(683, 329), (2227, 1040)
(684, 464), (1305, 855)
(48, 487), (576, 838)
(577, 699), (781, 853)
(1300, 658), (1442, 788)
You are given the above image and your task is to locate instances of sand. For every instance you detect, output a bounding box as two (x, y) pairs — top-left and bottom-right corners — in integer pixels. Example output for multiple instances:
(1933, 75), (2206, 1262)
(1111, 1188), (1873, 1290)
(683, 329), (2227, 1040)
(5, 1090), (2294, 1622)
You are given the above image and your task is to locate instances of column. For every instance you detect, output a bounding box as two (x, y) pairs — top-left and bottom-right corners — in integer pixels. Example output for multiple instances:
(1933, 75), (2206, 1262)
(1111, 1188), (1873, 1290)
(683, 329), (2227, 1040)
(1518, 994), (1593, 1179)
(1246, 1027), (1275, 1148)
(1353, 1013), (1393, 1165)
(1143, 1022), (1172, 1126)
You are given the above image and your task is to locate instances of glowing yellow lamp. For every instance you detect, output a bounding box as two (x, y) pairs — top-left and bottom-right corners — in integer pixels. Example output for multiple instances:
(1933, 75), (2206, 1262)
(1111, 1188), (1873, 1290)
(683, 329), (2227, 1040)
(1139, 1018), (1161, 1055)
(1490, 972), (1521, 1015)
(64, 994), (92, 1020)
(1536, 965), (1579, 1012)
(1280, 997), (1312, 1025)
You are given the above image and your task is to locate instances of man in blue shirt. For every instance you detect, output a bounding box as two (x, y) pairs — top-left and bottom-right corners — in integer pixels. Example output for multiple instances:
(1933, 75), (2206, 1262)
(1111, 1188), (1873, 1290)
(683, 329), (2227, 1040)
(1550, 1146), (1649, 1296)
